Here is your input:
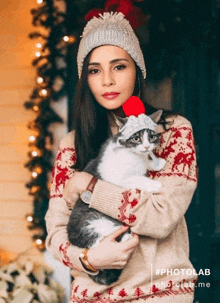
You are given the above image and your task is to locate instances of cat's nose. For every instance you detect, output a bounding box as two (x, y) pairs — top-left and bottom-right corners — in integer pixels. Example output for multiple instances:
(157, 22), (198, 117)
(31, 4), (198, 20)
(144, 146), (150, 151)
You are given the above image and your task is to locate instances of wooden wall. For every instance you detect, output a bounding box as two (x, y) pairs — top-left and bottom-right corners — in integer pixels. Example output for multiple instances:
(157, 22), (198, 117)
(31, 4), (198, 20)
(0, 0), (46, 265)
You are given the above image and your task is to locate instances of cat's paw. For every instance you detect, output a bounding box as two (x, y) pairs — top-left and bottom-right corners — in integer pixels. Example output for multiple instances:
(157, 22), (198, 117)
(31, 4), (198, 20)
(121, 231), (132, 242)
(147, 180), (162, 192)
(154, 158), (166, 171)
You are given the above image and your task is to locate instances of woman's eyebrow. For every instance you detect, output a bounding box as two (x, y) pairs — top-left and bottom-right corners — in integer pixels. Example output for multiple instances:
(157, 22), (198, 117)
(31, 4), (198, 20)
(88, 58), (129, 66)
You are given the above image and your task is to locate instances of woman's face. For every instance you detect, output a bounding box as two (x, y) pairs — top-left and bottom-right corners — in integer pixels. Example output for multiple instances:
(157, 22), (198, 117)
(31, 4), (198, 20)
(87, 45), (136, 110)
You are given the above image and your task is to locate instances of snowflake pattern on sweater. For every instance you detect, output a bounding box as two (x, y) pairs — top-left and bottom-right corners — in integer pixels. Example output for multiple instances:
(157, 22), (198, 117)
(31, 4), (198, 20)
(147, 126), (197, 182)
(50, 147), (76, 199)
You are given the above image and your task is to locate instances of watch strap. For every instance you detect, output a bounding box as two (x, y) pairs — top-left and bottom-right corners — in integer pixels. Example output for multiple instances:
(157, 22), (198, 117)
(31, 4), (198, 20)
(79, 248), (99, 275)
(87, 176), (98, 193)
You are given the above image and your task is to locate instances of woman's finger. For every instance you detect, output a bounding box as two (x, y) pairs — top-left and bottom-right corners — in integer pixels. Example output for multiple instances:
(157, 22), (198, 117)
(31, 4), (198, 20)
(121, 233), (139, 250)
(109, 225), (130, 241)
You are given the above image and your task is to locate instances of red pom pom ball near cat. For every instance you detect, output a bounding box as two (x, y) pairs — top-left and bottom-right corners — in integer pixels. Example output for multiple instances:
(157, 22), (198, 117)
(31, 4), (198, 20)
(122, 96), (146, 117)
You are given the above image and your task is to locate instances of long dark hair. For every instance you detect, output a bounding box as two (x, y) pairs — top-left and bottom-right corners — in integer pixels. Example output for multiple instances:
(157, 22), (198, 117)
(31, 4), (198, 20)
(72, 50), (175, 171)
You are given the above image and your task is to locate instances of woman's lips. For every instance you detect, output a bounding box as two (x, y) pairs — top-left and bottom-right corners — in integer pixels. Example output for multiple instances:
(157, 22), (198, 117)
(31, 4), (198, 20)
(102, 92), (120, 100)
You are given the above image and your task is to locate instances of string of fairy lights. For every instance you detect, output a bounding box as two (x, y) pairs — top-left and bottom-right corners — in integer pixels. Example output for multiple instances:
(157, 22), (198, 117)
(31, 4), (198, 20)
(24, 0), (77, 251)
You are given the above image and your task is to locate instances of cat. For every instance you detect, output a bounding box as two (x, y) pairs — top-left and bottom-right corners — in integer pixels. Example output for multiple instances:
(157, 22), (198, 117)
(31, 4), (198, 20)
(67, 111), (166, 285)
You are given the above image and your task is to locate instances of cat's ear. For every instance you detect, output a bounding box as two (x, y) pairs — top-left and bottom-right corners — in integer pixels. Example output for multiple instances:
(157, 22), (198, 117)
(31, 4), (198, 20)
(116, 116), (129, 129)
(116, 137), (126, 147)
(149, 110), (163, 123)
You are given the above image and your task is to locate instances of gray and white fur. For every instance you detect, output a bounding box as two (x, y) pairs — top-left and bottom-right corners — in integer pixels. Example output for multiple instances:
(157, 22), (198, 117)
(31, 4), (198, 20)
(67, 111), (166, 285)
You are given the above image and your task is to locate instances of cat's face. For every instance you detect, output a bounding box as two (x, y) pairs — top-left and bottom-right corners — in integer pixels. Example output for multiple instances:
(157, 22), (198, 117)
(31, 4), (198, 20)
(117, 129), (160, 154)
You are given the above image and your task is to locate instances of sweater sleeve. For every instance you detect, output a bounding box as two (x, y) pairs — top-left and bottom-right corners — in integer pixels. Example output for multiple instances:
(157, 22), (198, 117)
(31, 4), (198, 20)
(89, 121), (198, 238)
(45, 134), (93, 273)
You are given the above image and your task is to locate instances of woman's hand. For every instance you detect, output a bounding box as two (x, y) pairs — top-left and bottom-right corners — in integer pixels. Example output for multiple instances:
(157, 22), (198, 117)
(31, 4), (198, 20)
(87, 225), (139, 270)
(63, 171), (93, 209)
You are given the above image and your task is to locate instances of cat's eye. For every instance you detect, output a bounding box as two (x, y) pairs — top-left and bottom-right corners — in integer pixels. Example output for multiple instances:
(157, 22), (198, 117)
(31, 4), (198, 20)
(149, 134), (157, 142)
(131, 136), (141, 143)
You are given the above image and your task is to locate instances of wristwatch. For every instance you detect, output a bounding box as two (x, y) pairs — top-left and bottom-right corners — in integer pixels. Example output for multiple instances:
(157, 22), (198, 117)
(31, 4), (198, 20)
(79, 248), (99, 275)
(80, 176), (98, 204)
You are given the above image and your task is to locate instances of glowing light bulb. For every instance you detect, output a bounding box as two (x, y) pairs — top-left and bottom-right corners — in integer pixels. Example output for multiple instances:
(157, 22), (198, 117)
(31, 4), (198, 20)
(63, 36), (69, 42)
(37, 0), (43, 4)
(32, 151), (38, 157)
(36, 239), (43, 245)
(29, 135), (36, 142)
(35, 51), (41, 57)
(27, 215), (33, 222)
(36, 42), (42, 48)
(37, 77), (44, 84)
(63, 36), (76, 43)
(33, 105), (39, 112)
(69, 36), (76, 43)
(32, 172), (38, 178)
(31, 186), (39, 194)
(41, 89), (47, 96)
(35, 166), (42, 174)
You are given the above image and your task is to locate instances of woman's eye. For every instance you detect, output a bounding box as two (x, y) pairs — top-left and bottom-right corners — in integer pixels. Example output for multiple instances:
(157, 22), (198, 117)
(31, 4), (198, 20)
(88, 69), (99, 74)
(114, 64), (126, 71)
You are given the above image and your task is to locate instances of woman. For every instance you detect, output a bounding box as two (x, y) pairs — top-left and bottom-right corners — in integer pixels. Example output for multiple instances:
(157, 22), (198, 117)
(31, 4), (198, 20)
(45, 12), (198, 303)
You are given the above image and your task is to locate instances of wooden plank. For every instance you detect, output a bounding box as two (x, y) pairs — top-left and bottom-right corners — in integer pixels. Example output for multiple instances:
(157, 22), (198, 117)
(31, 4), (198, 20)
(0, 144), (29, 162)
(0, 106), (35, 123)
(0, 218), (31, 236)
(0, 163), (30, 181)
(0, 125), (32, 145)
(0, 50), (35, 70)
(0, 200), (32, 218)
(0, 235), (33, 253)
(0, 69), (35, 87)
(0, 88), (31, 106)
(0, 183), (30, 200)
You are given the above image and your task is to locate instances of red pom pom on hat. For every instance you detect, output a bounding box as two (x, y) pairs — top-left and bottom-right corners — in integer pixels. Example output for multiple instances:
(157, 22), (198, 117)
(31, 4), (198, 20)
(122, 96), (146, 117)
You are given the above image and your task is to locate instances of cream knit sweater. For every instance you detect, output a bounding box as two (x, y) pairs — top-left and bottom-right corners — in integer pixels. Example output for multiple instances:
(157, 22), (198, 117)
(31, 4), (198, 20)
(45, 114), (198, 303)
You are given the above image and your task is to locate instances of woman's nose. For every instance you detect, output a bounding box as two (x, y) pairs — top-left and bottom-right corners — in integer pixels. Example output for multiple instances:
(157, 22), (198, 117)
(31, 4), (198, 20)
(102, 71), (115, 87)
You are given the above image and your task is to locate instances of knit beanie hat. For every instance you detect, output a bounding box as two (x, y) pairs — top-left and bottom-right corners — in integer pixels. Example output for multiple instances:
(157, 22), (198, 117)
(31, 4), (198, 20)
(77, 12), (146, 79)
(119, 114), (157, 140)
